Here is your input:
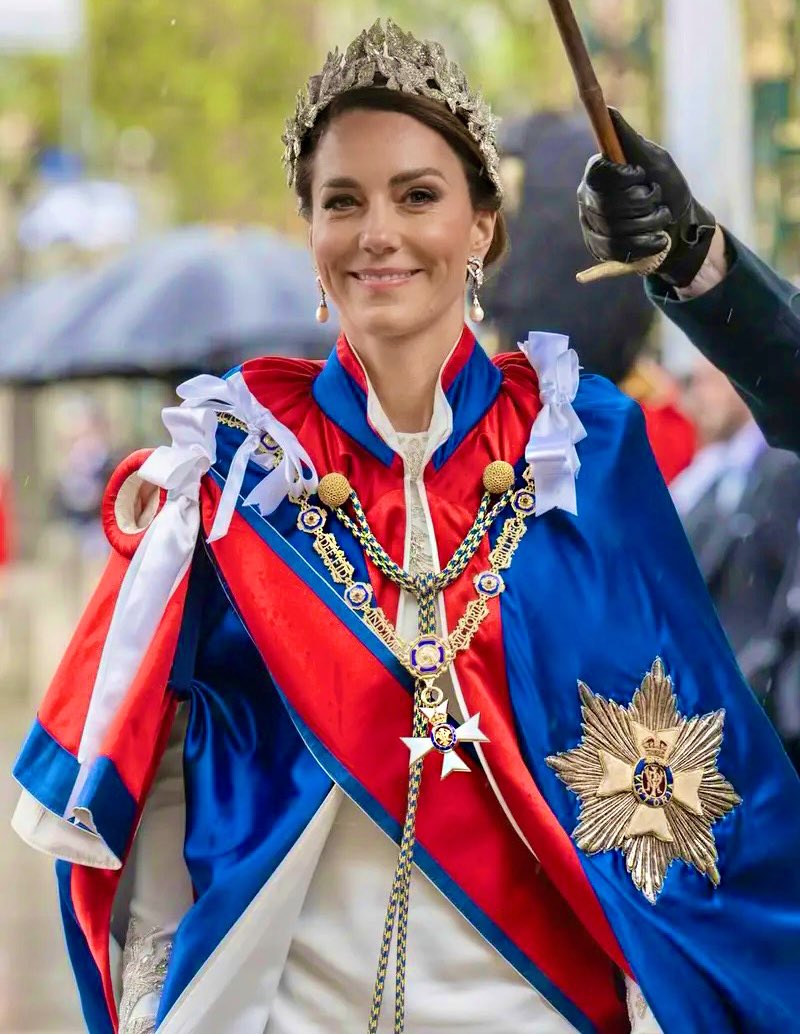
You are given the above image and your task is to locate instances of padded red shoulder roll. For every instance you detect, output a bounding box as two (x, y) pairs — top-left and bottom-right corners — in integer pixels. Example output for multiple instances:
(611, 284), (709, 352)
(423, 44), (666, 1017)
(102, 449), (166, 557)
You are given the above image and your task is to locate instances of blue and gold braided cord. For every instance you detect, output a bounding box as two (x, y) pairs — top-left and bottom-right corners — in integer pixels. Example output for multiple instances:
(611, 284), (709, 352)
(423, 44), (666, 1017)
(339, 484), (522, 1033)
(368, 675), (429, 1033)
(339, 491), (512, 597)
(368, 589), (437, 1034)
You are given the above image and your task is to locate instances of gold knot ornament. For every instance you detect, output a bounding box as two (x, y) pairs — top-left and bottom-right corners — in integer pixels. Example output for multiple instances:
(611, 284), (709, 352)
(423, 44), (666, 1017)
(482, 460), (515, 495)
(547, 658), (741, 903)
(282, 19), (502, 197)
(318, 472), (352, 509)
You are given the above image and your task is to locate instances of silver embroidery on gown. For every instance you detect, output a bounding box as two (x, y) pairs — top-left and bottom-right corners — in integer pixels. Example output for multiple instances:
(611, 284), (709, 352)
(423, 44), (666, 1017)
(396, 432), (435, 578)
(118, 919), (173, 1034)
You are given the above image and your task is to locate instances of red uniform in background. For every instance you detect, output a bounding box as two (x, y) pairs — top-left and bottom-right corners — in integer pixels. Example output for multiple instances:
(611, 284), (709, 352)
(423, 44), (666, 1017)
(621, 359), (696, 484)
(0, 473), (13, 567)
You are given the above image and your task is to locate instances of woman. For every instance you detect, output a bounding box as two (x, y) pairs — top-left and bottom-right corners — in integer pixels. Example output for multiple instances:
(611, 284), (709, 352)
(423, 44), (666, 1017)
(11, 20), (800, 1034)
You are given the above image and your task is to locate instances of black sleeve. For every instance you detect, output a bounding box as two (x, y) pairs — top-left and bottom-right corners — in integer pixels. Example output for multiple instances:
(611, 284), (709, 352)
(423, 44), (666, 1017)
(646, 230), (800, 456)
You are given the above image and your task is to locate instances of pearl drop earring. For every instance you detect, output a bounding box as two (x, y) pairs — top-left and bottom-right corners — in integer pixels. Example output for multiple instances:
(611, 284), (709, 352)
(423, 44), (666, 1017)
(467, 255), (485, 323)
(315, 275), (329, 324)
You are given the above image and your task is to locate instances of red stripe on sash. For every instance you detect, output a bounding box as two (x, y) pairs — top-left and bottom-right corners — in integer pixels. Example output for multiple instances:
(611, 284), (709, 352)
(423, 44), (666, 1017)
(104, 578), (186, 800)
(207, 488), (628, 1033)
(70, 863), (119, 1028)
(38, 552), (130, 752)
(424, 357), (631, 975)
(446, 537), (632, 974)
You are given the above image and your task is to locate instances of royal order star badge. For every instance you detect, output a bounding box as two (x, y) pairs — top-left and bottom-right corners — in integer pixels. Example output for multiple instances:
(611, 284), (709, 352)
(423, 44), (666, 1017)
(547, 658), (741, 903)
(401, 708), (488, 779)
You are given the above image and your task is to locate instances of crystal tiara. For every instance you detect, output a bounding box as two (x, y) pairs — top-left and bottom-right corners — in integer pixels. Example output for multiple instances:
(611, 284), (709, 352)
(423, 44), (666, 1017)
(282, 19), (502, 197)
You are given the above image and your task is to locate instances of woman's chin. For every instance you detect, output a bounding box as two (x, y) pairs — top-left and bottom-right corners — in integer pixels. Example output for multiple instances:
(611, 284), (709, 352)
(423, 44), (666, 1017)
(344, 306), (424, 341)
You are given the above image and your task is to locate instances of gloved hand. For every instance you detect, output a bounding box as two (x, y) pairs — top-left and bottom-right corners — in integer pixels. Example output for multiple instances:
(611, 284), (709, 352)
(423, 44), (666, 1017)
(577, 108), (717, 288)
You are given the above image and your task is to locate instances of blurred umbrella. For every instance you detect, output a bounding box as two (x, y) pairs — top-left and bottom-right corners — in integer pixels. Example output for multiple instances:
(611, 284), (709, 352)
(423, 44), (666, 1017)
(487, 111), (656, 383)
(0, 225), (336, 383)
(0, 269), (87, 345)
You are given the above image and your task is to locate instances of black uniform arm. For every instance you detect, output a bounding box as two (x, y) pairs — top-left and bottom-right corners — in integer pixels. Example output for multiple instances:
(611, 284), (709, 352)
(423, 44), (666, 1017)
(646, 230), (800, 456)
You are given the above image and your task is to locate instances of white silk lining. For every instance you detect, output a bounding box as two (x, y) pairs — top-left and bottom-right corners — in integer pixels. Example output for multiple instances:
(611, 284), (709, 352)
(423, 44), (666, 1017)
(11, 788), (121, 869)
(157, 789), (341, 1034)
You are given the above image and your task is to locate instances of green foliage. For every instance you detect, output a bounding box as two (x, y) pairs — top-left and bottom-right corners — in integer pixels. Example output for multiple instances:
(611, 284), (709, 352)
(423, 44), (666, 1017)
(0, 55), (62, 158)
(88, 0), (321, 228)
(325, 2), (579, 114)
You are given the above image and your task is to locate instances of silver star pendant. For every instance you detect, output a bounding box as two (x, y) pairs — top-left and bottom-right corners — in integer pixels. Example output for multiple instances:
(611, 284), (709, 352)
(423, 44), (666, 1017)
(401, 707), (489, 778)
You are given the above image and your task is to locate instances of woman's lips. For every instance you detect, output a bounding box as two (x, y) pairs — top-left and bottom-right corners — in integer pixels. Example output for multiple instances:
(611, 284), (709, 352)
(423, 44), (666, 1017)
(349, 269), (420, 288)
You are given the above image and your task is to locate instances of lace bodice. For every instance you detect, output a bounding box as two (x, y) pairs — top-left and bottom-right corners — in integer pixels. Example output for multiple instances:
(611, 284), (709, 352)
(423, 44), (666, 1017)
(395, 431), (436, 578)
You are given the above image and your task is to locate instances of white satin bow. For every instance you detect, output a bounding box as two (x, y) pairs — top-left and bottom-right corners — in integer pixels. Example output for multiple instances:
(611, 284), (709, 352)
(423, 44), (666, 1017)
(518, 331), (587, 516)
(70, 372), (317, 812)
(177, 371), (318, 541)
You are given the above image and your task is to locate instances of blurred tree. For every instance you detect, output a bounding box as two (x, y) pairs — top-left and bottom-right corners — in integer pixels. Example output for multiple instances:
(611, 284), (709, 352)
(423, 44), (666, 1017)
(0, 57), (61, 151)
(88, 0), (321, 231)
(85, 0), (589, 231)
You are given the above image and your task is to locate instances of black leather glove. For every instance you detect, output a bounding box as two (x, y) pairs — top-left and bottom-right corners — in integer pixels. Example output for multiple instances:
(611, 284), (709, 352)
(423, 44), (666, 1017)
(577, 108), (717, 288)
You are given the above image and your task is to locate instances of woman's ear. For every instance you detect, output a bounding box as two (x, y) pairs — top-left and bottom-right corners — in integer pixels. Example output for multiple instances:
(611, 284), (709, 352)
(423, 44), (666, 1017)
(471, 209), (497, 259)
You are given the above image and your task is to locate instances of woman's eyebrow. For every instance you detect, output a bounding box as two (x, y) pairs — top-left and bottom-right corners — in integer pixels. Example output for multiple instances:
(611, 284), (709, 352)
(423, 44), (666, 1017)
(389, 167), (446, 186)
(320, 176), (360, 190)
(320, 168), (446, 191)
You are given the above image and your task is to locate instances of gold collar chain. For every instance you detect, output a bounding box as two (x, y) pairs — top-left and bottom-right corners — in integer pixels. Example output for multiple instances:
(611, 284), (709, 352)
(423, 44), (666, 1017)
(295, 462), (535, 700)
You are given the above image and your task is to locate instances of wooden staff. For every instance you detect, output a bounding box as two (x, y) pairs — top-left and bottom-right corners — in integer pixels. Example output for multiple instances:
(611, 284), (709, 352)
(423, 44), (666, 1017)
(546, 0), (625, 163)
(545, 0), (669, 282)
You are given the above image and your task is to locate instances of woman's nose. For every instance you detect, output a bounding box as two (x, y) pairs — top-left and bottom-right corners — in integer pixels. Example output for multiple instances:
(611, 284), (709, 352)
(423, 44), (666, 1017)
(358, 200), (401, 255)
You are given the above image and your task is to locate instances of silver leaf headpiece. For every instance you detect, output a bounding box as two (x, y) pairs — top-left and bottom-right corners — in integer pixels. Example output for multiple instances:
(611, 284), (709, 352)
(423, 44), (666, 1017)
(282, 19), (502, 197)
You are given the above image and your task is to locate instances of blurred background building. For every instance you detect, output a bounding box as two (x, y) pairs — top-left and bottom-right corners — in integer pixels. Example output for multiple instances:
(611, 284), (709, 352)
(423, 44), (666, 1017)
(1, 1), (799, 1030)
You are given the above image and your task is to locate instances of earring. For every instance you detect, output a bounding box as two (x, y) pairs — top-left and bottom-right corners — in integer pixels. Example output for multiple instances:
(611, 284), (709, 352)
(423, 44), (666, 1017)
(315, 275), (329, 324)
(467, 255), (485, 323)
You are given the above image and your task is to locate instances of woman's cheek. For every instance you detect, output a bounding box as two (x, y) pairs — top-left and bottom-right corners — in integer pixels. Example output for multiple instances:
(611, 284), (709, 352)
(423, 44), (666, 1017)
(414, 213), (471, 269)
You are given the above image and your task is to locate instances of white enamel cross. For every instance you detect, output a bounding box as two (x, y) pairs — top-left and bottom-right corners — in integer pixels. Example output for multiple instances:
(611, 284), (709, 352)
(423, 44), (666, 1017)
(401, 709), (489, 779)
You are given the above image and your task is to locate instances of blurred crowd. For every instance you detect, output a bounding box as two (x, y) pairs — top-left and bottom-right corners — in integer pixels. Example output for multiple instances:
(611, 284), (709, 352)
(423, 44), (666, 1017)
(674, 358), (800, 767)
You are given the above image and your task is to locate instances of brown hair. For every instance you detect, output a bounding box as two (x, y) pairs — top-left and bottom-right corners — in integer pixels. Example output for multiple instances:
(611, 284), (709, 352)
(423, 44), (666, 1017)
(294, 87), (508, 269)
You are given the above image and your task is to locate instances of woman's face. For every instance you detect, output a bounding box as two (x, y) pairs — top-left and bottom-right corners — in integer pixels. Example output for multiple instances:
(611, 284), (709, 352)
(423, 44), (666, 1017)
(309, 108), (495, 343)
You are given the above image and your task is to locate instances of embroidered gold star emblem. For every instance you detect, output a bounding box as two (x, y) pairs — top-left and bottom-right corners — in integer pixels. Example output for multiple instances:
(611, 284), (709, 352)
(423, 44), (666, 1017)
(547, 658), (741, 902)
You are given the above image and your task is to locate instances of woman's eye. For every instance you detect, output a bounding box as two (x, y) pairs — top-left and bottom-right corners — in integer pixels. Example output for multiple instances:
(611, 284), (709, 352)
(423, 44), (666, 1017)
(405, 188), (437, 205)
(322, 195), (357, 211)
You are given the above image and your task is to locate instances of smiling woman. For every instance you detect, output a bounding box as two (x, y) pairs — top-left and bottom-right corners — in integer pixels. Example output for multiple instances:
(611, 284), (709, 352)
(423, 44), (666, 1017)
(294, 88), (506, 432)
(11, 17), (800, 1034)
